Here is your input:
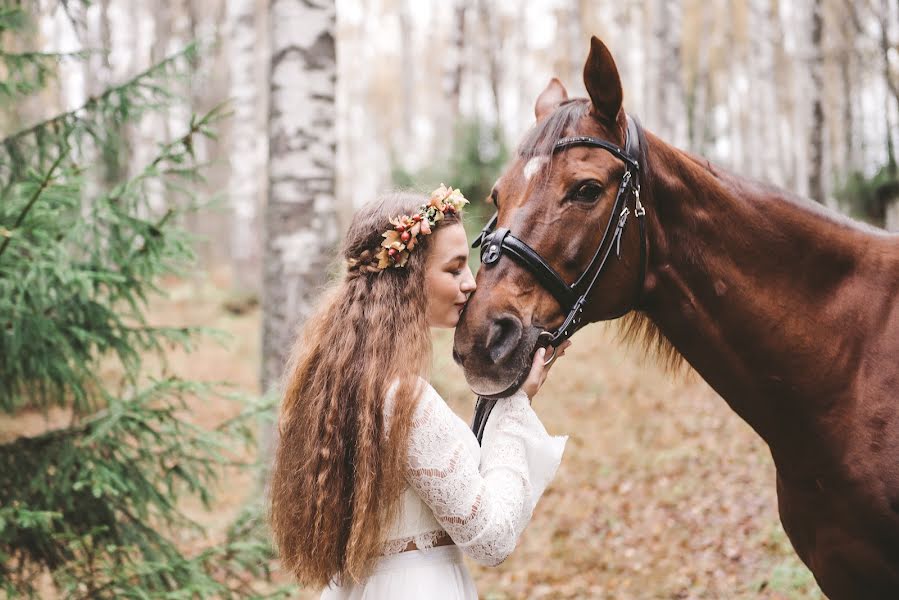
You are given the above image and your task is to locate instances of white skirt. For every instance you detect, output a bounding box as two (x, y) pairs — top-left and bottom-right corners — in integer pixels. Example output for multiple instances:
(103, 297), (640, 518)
(320, 546), (477, 600)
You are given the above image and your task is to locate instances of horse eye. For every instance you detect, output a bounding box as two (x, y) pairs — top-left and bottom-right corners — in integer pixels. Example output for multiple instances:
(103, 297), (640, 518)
(572, 182), (603, 203)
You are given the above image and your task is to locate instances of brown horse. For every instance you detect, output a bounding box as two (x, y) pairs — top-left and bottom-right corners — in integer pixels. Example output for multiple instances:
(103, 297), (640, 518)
(453, 37), (899, 599)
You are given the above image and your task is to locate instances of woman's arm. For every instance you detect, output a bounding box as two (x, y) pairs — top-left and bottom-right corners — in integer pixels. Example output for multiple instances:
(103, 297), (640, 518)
(405, 384), (566, 566)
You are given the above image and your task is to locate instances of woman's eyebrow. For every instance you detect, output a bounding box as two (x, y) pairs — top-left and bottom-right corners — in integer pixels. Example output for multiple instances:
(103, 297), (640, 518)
(447, 254), (468, 265)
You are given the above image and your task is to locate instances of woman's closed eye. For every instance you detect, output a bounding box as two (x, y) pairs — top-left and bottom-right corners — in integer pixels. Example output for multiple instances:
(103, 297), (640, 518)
(447, 256), (467, 276)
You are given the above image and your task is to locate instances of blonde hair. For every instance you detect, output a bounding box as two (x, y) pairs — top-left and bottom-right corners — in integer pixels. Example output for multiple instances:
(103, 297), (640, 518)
(269, 192), (461, 587)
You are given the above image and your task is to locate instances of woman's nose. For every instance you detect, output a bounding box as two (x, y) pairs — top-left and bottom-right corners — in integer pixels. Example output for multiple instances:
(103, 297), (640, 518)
(461, 267), (476, 293)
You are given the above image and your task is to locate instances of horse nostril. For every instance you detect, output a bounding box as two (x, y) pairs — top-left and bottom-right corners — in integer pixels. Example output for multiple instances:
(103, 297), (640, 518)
(485, 314), (524, 364)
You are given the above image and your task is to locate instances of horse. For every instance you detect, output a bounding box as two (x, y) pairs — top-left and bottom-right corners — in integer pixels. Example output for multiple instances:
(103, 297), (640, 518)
(452, 36), (899, 599)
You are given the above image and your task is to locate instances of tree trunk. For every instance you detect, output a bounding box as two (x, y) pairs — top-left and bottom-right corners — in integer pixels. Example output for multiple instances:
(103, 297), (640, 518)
(477, 0), (502, 128)
(652, 0), (685, 147)
(878, 0), (897, 171)
(808, 0), (825, 203)
(263, 0), (338, 398)
(838, 3), (857, 174)
(747, 0), (776, 182)
(444, 0), (467, 129)
(227, 0), (265, 294)
(685, 0), (715, 156)
(398, 0), (415, 148)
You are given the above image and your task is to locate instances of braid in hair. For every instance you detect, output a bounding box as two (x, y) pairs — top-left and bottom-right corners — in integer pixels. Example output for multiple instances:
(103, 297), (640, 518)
(345, 249), (381, 276)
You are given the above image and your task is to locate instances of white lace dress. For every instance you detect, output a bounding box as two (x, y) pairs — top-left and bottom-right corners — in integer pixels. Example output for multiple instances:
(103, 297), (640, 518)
(321, 381), (567, 599)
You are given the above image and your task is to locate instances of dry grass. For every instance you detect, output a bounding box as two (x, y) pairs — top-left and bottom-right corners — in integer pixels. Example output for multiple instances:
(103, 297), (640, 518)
(427, 326), (823, 600)
(7, 273), (825, 599)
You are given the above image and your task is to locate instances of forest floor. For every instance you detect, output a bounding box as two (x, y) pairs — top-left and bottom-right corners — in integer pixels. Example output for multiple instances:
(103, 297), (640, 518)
(7, 272), (826, 599)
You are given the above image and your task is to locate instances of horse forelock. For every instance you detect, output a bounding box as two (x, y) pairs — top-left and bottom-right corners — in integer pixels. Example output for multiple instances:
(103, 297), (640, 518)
(517, 99), (590, 161)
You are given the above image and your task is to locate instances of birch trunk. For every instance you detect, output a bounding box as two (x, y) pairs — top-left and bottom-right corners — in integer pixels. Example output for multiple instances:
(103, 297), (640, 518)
(807, 0), (825, 203)
(262, 0), (338, 397)
(749, 0), (782, 184)
(655, 0), (685, 147)
(227, 0), (265, 294)
(477, 0), (502, 126)
(444, 0), (467, 130)
(877, 0), (897, 170)
(398, 0), (414, 148)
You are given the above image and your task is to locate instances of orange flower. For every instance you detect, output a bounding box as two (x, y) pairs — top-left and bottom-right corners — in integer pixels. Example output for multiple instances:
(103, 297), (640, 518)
(381, 230), (401, 248)
(376, 247), (390, 269)
(371, 184), (469, 270)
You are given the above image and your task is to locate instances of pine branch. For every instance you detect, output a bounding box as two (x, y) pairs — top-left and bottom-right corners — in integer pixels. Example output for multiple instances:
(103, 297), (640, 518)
(0, 49), (89, 100)
(0, 147), (68, 259)
(2, 45), (196, 148)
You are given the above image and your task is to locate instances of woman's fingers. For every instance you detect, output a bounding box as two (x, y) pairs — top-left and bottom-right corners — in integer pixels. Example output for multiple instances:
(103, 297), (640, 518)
(543, 340), (571, 372)
(522, 341), (573, 400)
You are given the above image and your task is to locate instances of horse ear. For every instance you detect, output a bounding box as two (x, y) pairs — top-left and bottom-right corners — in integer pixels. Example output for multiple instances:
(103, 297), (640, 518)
(534, 77), (569, 121)
(583, 36), (623, 124)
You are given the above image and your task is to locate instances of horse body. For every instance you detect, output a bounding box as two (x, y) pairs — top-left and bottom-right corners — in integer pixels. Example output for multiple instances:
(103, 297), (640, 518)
(453, 36), (899, 598)
(642, 135), (899, 597)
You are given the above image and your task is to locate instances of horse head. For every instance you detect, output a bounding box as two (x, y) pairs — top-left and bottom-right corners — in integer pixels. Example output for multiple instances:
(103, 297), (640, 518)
(453, 37), (648, 398)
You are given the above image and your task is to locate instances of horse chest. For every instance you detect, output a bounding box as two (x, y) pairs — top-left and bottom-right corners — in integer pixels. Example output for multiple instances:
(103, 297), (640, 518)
(776, 468), (899, 599)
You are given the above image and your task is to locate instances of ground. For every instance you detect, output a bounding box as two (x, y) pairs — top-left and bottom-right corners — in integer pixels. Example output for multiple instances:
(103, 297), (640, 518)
(5, 273), (826, 599)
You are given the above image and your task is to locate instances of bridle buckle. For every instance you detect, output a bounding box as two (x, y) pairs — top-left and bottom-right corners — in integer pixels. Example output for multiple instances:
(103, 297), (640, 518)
(483, 243), (501, 264)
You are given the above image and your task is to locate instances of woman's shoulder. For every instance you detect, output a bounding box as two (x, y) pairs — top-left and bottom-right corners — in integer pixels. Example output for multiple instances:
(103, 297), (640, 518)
(384, 377), (446, 422)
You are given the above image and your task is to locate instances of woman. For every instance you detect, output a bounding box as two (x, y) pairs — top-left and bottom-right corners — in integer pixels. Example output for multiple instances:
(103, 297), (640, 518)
(269, 186), (568, 599)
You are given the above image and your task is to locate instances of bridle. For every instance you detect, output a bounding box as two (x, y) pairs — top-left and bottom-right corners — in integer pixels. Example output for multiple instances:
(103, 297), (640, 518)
(469, 114), (649, 412)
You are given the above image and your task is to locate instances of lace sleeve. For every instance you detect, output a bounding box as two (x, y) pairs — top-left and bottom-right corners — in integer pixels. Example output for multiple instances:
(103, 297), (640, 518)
(405, 386), (567, 566)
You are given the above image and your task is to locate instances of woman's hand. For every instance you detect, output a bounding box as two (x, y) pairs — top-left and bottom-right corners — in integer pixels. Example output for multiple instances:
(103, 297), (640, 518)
(521, 340), (572, 401)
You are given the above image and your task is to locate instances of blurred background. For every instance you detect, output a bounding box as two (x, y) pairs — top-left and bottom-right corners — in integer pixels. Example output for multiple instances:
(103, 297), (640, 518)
(2, 0), (896, 598)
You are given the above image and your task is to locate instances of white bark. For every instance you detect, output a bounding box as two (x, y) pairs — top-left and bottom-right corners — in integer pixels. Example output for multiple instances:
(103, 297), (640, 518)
(263, 0), (338, 393)
(807, 0), (825, 203)
(885, 192), (899, 232)
(648, 0), (685, 147)
(227, 0), (266, 293)
(398, 0), (415, 148)
(747, 0), (782, 184)
(442, 0), (467, 134)
(476, 0), (502, 126)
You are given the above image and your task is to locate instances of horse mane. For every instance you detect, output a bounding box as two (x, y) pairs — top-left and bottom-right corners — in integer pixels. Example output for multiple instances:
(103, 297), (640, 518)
(617, 119), (689, 375)
(519, 99), (690, 374)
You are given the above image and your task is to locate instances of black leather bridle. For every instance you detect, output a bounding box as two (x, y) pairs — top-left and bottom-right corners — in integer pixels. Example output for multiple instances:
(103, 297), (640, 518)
(471, 115), (649, 440)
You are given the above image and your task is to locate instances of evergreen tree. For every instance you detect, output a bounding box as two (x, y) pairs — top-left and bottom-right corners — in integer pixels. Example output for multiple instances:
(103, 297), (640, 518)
(0, 4), (286, 597)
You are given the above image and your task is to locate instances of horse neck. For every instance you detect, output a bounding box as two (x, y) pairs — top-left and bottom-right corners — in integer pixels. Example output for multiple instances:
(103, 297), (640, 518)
(639, 132), (898, 452)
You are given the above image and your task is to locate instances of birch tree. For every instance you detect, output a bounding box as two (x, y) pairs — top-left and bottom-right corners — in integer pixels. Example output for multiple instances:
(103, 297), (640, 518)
(875, 0), (897, 171)
(228, 0), (265, 293)
(263, 0), (338, 397)
(444, 0), (467, 132)
(648, 0), (686, 147)
(808, 0), (825, 203)
(476, 0), (502, 128)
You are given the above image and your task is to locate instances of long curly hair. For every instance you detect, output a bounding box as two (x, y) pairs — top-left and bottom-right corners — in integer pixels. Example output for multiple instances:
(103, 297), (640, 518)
(269, 192), (461, 587)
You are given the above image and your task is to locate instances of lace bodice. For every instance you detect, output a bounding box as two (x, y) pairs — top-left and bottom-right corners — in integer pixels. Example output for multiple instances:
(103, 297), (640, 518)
(384, 381), (567, 566)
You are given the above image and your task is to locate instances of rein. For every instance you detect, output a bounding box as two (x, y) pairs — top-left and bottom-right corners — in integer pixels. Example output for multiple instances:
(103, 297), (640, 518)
(471, 115), (649, 441)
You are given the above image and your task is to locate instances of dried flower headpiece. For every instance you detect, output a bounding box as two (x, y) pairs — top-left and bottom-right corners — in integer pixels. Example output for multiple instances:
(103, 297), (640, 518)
(373, 184), (469, 269)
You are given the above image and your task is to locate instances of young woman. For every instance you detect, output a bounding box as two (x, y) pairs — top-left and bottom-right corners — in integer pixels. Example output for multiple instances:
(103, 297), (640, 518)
(269, 186), (568, 599)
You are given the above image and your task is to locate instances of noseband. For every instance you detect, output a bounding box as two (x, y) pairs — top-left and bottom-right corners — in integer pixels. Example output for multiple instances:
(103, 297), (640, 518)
(470, 115), (648, 416)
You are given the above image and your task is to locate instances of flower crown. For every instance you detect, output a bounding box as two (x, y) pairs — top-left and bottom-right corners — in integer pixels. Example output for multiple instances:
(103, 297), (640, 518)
(375, 184), (469, 269)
